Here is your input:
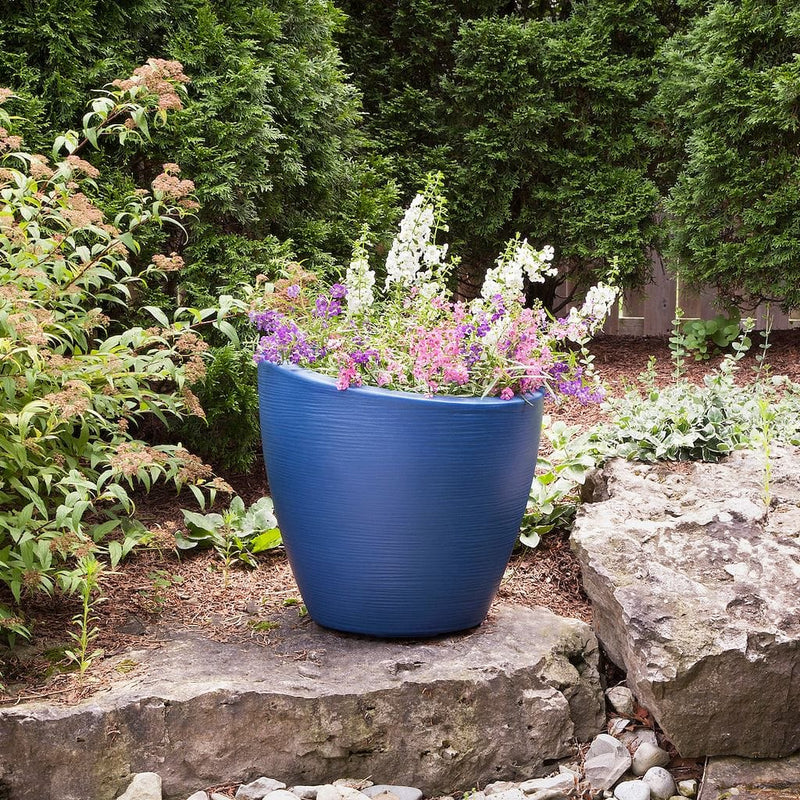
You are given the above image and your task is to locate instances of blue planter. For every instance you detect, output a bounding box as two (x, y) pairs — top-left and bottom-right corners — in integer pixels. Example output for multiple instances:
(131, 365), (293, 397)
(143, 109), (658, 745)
(257, 361), (544, 638)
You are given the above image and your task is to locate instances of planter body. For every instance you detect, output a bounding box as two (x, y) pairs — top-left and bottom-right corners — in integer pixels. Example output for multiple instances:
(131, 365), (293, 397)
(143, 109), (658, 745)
(257, 361), (544, 637)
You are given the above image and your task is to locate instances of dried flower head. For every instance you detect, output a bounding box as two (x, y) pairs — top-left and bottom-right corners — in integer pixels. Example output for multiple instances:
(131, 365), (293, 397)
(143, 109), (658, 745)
(64, 155), (100, 179)
(152, 252), (185, 272)
(112, 59), (189, 113)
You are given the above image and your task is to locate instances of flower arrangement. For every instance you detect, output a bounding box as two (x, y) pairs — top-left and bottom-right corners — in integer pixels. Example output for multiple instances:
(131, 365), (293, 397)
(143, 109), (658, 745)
(251, 177), (618, 402)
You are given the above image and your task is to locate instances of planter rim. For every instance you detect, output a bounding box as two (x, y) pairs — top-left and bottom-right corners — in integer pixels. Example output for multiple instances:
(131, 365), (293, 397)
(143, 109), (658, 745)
(259, 360), (546, 408)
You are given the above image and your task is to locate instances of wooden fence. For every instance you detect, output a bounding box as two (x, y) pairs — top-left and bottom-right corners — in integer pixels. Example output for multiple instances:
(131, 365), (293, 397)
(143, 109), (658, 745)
(600, 250), (799, 336)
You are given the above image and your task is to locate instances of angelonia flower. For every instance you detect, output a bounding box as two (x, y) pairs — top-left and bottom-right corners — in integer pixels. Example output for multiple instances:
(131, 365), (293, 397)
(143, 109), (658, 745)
(481, 238), (557, 301)
(345, 239), (376, 315)
(384, 194), (447, 290)
(251, 179), (616, 404)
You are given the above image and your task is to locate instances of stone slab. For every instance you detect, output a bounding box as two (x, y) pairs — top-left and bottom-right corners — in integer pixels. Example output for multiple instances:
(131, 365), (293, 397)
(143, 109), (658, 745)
(572, 447), (800, 758)
(0, 605), (604, 800)
(698, 753), (800, 799)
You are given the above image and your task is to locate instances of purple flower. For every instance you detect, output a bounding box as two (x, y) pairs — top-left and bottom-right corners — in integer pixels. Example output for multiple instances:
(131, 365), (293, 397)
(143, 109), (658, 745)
(313, 295), (343, 319)
(350, 348), (379, 365)
(490, 294), (507, 322)
(330, 283), (348, 299)
(475, 315), (491, 337)
(287, 284), (301, 299)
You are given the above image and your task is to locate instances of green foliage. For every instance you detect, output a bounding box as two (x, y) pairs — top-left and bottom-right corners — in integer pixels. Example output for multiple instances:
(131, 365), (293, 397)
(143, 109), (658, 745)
(63, 556), (104, 676)
(600, 332), (800, 462)
(176, 496), (282, 570)
(655, 0), (800, 308)
(521, 418), (608, 548)
(681, 315), (744, 360)
(0, 72), (242, 639)
(174, 345), (261, 472)
(0, 0), (398, 305)
(338, 1), (688, 299)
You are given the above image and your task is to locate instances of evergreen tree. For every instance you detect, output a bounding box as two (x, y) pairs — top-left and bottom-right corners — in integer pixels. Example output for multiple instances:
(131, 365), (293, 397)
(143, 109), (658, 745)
(338, 1), (686, 301)
(656, 0), (800, 310)
(0, 0), (397, 306)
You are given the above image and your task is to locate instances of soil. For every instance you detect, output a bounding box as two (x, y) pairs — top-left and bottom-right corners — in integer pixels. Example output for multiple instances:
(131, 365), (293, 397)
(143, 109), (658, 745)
(1, 330), (798, 707)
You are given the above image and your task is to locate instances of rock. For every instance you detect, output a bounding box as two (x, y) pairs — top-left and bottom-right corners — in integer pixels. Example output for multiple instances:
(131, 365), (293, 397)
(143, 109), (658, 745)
(362, 786), (421, 800)
(0, 606), (604, 800)
(485, 782), (518, 795)
(117, 773), (162, 800)
(482, 790), (525, 800)
(291, 788), (322, 799)
(698, 753), (800, 800)
(642, 767), (676, 800)
(185, 793), (209, 800)
(337, 788), (372, 800)
(620, 729), (658, 751)
(519, 773), (575, 795)
(676, 779), (696, 798)
(235, 779), (288, 800)
(211, 794), (231, 800)
(317, 786), (343, 800)
(334, 780), (373, 790)
(613, 781), (650, 800)
(525, 790), (569, 800)
(264, 792), (305, 800)
(605, 687), (635, 716)
(583, 734), (632, 790)
(631, 743), (670, 776)
(572, 448), (800, 757)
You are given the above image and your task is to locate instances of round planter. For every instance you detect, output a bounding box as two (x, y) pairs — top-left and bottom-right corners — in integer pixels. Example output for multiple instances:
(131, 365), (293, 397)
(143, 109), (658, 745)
(257, 361), (544, 637)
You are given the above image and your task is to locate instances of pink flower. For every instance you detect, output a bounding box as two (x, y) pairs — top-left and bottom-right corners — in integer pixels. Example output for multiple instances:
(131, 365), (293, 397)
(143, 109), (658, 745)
(500, 388), (514, 400)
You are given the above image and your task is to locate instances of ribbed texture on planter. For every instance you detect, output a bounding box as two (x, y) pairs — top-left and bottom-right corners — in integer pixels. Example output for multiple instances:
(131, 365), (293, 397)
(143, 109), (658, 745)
(258, 361), (544, 637)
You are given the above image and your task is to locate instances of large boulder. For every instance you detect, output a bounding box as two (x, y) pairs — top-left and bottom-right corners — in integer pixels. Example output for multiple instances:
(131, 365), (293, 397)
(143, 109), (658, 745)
(572, 447), (800, 758)
(698, 753), (800, 800)
(0, 606), (604, 800)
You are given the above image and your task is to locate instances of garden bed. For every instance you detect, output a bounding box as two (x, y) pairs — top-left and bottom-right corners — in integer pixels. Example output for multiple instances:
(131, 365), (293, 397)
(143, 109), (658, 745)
(1, 329), (798, 704)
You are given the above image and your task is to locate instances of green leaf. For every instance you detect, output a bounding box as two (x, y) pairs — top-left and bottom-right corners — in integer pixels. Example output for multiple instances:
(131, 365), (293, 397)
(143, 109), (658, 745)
(143, 306), (170, 327)
(250, 528), (282, 552)
(182, 509), (223, 534)
(519, 531), (542, 549)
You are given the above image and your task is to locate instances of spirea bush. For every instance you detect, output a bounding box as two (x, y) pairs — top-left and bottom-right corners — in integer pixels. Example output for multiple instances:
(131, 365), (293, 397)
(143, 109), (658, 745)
(0, 64), (241, 640)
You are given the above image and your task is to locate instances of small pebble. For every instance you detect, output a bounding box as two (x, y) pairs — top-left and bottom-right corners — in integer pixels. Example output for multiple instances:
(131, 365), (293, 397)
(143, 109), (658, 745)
(317, 786), (342, 800)
(605, 686), (636, 716)
(236, 779), (288, 800)
(185, 793), (209, 800)
(613, 781), (650, 800)
(642, 767), (677, 800)
(677, 779), (697, 799)
(631, 742), (670, 776)
(117, 773), (162, 800)
(290, 789), (321, 800)
(519, 773), (575, 795)
(486, 783), (518, 795)
(485, 790), (525, 800)
(363, 786), (422, 800)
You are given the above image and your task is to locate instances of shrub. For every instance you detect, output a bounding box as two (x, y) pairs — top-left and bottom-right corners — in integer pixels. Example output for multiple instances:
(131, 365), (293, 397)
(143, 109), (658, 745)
(0, 0), (399, 305)
(656, 0), (800, 309)
(173, 344), (261, 473)
(338, 1), (685, 300)
(0, 66), (242, 638)
(599, 342), (800, 463)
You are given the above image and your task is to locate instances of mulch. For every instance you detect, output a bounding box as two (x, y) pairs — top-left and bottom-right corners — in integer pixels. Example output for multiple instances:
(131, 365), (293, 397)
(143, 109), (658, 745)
(1, 329), (798, 704)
